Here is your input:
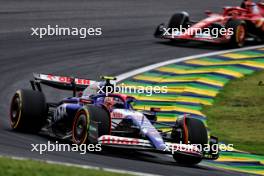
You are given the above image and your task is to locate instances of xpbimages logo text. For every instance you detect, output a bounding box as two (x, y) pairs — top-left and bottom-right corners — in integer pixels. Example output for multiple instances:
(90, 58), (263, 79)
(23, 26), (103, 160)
(164, 141), (234, 155)
(31, 141), (102, 154)
(162, 25), (234, 39)
(31, 25), (102, 39)
(97, 83), (168, 96)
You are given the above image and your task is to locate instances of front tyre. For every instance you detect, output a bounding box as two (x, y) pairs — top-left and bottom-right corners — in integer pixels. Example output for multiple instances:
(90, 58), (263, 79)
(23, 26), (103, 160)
(9, 89), (47, 133)
(72, 109), (89, 144)
(226, 20), (247, 48)
(173, 153), (203, 165)
(172, 117), (208, 165)
(168, 12), (189, 29)
(72, 105), (110, 145)
(168, 12), (190, 43)
(154, 23), (165, 37)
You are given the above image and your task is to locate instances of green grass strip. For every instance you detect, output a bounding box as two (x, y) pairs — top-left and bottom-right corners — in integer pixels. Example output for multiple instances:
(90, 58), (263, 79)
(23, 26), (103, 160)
(0, 157), (131, 176)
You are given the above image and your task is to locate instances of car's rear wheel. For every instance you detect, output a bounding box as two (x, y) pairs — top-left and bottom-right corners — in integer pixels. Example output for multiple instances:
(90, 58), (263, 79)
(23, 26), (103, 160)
(172, 117), (208, 165)
(226, 20), (247, 48)
(72, 105), (110, 145)
(9, 89), (47, 133)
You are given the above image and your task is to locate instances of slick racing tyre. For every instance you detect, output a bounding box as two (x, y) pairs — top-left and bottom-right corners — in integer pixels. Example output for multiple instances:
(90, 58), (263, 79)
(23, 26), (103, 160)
(226, 20), (247, 48)
(72, 105), (110, 145)
(10, 89), (47, 133)
(154, 23), (165, 37)
(168, 12), (190, 29)
(168, 12), (189, 42)
(172, 117), (208, 165)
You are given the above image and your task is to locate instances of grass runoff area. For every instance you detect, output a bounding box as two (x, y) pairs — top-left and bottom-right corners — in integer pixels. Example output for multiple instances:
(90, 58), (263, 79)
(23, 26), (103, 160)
(0, 157), (131, 176)
(203, 71), (264, 155)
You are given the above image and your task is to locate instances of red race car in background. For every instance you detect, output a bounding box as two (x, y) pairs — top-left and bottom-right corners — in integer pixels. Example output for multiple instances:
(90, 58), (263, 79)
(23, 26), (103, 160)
(154, 0), (264, 47)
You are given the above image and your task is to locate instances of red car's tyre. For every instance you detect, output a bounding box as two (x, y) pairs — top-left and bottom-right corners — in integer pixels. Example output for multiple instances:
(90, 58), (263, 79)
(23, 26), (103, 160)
(154, 23), (165, 37)
(9, 89), (47, 133)
(226, 19), (247, 48)
(172, 117), (208, 165)
(168, 12), (190, 43)
(168, 12), (189, 29)
(72, 105), (110, 145)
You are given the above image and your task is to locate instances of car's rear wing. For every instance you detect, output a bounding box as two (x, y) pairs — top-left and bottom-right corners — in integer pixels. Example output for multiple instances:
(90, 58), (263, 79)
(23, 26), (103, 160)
(31, 73), (97, 96)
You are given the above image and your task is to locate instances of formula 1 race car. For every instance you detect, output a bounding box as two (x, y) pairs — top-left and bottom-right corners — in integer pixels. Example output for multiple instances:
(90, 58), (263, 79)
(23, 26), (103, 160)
(154, 0), (264, 47)
(9, 73), (219, 165)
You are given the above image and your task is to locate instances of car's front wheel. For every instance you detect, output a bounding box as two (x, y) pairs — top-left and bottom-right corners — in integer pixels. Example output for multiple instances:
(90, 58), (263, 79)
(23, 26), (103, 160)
(72, 105), (110, 145)
(226, 19), (247, 48)
(171, 117), (208, 165)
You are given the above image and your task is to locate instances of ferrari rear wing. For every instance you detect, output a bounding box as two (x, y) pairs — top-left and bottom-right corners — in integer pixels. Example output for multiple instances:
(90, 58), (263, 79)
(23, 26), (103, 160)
(31, 73), (97, 96)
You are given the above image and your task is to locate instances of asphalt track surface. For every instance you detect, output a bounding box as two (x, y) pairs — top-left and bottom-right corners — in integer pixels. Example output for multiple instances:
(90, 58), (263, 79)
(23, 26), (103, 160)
(0, 0), (252, 175)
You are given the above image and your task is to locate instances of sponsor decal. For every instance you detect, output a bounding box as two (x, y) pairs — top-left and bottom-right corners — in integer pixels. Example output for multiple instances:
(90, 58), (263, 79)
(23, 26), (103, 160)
(100, 136), (139, 145)
(111, 111), (124, 119)
(39, 74), (92, 85)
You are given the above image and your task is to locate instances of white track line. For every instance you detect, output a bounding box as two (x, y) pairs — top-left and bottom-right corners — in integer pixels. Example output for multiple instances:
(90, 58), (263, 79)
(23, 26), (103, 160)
(116, 45), (264, 81)
(0, 155), (161, 176)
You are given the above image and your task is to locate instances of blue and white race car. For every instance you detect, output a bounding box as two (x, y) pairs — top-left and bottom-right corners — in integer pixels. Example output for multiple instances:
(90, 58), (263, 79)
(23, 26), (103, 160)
(9, 73), (219, 165)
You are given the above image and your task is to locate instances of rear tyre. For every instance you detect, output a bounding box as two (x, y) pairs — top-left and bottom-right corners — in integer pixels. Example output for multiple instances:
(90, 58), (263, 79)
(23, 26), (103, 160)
(226, 20), (247, 48)
(172, 117), (208, 165)
(72, 105), (110, 145)
(9, 89), (47, 133)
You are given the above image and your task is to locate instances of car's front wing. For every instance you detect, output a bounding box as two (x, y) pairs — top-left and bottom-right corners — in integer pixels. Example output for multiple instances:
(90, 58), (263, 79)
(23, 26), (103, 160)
(98, 135), (203, 158)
